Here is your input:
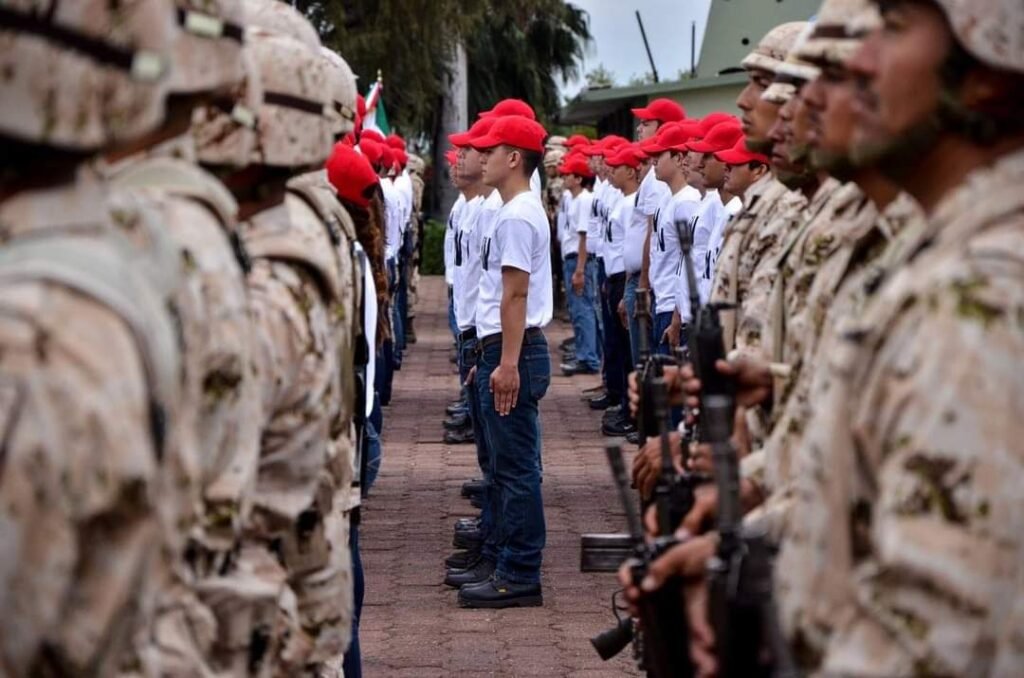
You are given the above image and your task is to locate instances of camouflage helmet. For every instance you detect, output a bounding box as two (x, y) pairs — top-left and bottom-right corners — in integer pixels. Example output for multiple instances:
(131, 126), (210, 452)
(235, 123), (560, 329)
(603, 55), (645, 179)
(167, 0), (247, 95)
(543, 148), (566, 167)
(797, 0), (878, 65)
(406, 153), (425, 176)
(243, 0), (319, 50)
(245, 27), (332, 168)
(762, 23), (819, 104)
(741, 21), (810, 74)
(932, 0), (1024, 74)
(321, 47), (358, 138)
(192, 42), (262, 167)
(0, 0), (176, 151)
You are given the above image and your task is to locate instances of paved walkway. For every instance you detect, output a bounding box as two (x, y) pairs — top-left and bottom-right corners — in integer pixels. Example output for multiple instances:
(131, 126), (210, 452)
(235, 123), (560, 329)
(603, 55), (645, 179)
(360, 276), (640, 677)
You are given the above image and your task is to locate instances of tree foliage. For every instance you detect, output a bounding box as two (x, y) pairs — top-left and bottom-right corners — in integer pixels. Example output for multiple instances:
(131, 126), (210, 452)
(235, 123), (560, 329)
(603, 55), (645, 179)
(585, 64), (616, 88)
(289, 0), (591, 136)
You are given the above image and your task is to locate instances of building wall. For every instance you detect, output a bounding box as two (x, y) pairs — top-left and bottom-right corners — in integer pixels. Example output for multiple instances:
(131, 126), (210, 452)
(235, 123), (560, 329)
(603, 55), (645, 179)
(697, 0), (822, 77)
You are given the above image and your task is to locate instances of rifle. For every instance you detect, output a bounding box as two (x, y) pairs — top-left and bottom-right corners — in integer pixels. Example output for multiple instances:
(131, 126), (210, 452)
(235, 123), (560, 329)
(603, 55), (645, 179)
(675, 221), (796, 678)
(595, 443), (695, 678)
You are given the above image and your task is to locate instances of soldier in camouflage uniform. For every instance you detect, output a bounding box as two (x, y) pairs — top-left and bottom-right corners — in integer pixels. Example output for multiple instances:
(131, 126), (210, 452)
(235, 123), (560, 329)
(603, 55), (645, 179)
(774, 0), (1024, 673)
(0, 1), (196, 674)
(194, 10), (345, 672)
(710, 22), (807, 351)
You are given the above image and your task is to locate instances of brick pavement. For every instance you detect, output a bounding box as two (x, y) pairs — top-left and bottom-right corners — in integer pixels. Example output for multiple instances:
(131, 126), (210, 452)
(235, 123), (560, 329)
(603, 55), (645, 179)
(360, 276), (641, 677)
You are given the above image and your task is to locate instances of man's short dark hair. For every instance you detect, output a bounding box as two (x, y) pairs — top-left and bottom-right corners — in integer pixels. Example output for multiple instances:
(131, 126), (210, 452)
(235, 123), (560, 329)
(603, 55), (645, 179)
(577, 174), (595, 190)
(746, 160), (767, 171)
(519, 148), (542, 177)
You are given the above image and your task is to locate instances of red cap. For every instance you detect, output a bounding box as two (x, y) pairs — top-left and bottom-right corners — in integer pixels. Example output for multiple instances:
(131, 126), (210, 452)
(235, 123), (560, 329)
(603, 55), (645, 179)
(359, 138), (384, 167)
(393, 148), (409, 169)
(360, 129), (386, 145)
(581, 135), (630, 157)
(714, 137), (770, 165)
(686, 122), (744, 154)
(697, 112), (739, 134)
(479, 98), (536, 120)
(565, 134), (591, 148)
(449, 117), (496, 148)
(469, 115), (547, 153)
(639, 121), (697, 155)
(326, 142), (380, 209)
(631, 98), (687, 123)
(379, 144), (395, 171)
(559, 155), (594, 177)
(385, 134), (406, 150)
(445, 149), (459, 166)
(357, 95), (366, 118)
(605, 144), (645, 170)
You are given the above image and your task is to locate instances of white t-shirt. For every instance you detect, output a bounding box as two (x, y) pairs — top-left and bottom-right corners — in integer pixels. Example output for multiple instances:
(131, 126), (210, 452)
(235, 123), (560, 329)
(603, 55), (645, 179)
(572, 189), (596, 256)
(604, 190), (636, 276)
(476, 190), (553, 339)
(452, 195), (484, 330)
(354, 242), (376, 417)
(690, 189), (728, 303)
(530, 168), (542, 199)
(556, 189), (572, 259)
(651, 186), (702, 315)
(394, 170), (414, 232)
(637, 168), (672, 218)
(444, 193), (466, 285)
(623, 190), (651, 275)
(704, 195), (744, 294)
(589, 179), (608, 259)
(381, 177), (403, 261)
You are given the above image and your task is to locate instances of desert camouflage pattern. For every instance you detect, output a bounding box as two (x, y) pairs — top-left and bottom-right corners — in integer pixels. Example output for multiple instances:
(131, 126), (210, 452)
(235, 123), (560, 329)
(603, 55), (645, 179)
(320, 47), (359, 137)
(732, 184), (810, 355)
(711, 173), (789, 350)
(167, 0), (246, 95)
(934, 0), (1024, 74)
(797, 0), (879, 64)
(0, 0), (176, 150)
(740, 21), (809, 74)
(776, 148), (1024, 676)
(244, 0), (320, 50)
(0, 173), (188, 676)
(744, 193), (925, 532)
(192, 44), (263, 168)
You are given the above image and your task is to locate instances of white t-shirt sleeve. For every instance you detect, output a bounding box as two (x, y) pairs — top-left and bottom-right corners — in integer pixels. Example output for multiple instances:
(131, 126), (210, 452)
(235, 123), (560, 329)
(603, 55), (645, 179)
(575, 193), (593, 233)
(496, 217), (535, 274)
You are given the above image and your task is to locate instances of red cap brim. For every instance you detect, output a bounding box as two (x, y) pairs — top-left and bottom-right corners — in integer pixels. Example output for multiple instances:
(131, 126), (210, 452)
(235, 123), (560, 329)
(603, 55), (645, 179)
(631, 107), (658, 121)
(448, 131), (473, 147)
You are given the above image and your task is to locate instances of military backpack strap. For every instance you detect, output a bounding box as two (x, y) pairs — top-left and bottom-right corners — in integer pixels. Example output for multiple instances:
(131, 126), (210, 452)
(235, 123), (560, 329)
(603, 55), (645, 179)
(286, 183), (342, 247)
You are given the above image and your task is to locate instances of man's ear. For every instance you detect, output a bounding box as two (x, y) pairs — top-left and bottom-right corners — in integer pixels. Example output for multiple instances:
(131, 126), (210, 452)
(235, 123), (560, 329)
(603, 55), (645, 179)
(752, 163), (769, 182)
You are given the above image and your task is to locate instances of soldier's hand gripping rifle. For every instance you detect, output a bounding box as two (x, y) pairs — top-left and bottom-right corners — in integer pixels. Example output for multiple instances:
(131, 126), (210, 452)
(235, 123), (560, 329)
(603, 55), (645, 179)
(675, 222), (795, 678)
(596, 443), (695, 678)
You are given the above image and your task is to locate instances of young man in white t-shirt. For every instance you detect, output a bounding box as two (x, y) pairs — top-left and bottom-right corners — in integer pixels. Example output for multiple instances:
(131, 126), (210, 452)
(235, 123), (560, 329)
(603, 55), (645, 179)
(683, 121), (745, 302)
(639, 123), (703, 354)
(557, 155), (600, 376)
(601, 144), (643, 436)
(628, 100), (684, 372)
(457, 114), (552, 608)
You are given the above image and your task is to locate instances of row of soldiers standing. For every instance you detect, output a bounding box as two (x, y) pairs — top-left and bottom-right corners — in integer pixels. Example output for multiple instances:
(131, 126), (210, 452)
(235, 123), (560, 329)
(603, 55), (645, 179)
(548, 0), (1024, 674)
(0, 0), (424, 675)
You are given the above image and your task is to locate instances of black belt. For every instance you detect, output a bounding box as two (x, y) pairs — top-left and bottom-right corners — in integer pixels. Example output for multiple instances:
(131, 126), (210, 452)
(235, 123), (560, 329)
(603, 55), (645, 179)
(459, 327), (477, 342)
(480, 327), (544, 352)
(564, 252), (578, 260)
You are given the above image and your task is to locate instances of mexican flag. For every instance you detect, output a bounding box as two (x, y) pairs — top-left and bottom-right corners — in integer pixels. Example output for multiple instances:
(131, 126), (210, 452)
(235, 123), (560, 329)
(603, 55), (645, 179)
(363, 75), (390, 136)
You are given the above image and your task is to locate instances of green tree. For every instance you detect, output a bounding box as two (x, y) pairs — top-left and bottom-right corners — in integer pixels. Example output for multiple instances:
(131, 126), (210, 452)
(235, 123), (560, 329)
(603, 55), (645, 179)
(585, 63), (616, 89)
(290, 1), (590, 134)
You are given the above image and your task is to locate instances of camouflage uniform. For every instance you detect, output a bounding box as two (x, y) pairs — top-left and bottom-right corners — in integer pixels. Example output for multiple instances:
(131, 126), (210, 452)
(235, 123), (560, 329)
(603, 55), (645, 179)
(710, 22), (808, 351)
(0, 2), (196, 674)
(775, 0), (1024, 667)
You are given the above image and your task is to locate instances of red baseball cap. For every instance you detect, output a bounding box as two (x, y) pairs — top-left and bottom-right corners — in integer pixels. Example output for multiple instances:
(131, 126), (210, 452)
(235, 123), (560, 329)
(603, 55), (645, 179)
(631, 97), (687, 123)
(479, 98), (536, 120)
(639, 121), (697, 155)
(686, 122), (744, 154)
(393, 147), (409, 169)
(697, 112), (739, 134)
(469, 115), (547, 153)
(359, 138), (384, 166)
(581, 135), (630, 157)
(449, 116), (496, 148)
(714, 137), (770, 165)
(360, 129), (386, 144)
(379, 144), (395, 171)
(605, 144), (645, 169)
(326, 143), (381, 209)
(385, 134), (406, 150)
(559, 155), (594, 177)
(565, 134), (591, 148)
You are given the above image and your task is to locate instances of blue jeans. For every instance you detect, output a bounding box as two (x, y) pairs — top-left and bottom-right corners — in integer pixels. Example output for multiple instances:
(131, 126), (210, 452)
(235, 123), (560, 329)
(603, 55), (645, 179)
(363, 393), (382, 495)
(475, 331), (550, 584)
(447, 286), (459, 340)
(601, 273), (631, 405)
(343, 520), (364, 678)
(388, 258), (403, 367)
(654, 310), (675, 357)
(459, 334), (494, 554)
(375, 345), (393, 407)
(562, 255), (600, 370)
